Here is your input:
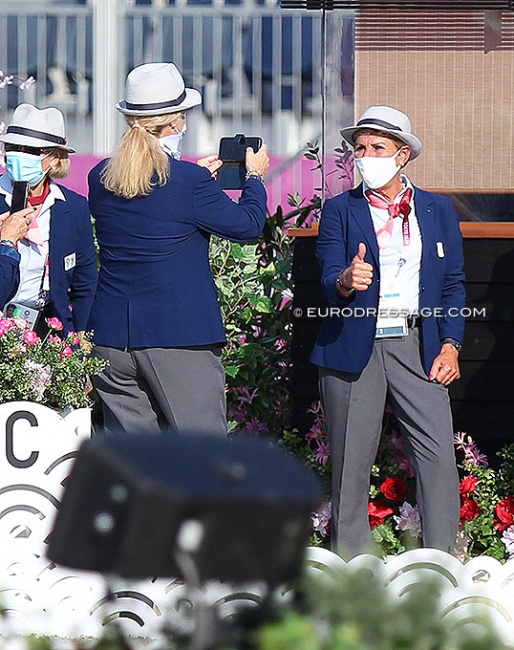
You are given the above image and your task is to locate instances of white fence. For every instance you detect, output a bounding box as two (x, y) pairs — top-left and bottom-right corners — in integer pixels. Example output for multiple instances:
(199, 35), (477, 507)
(0, 0), (324, 158)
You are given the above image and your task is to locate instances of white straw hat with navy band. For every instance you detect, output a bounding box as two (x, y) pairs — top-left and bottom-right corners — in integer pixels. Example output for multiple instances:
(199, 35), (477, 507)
(0, 103), (75, 153)
(340, 106), (422, 160)
(116, 62), (202, 116)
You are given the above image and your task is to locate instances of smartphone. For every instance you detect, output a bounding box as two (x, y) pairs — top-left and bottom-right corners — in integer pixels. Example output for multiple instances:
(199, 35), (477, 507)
(217, 134), (262, 190)
(10, 181), (29, 214)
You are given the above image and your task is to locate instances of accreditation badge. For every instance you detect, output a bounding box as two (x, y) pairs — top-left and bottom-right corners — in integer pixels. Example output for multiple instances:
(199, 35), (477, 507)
(375, 271), (407, 339)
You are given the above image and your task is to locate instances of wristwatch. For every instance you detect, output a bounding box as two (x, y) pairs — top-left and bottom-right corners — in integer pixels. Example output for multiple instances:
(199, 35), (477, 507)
(0, 239), (15, 248)
(442, 337), (462, 352)
(335, 273), (354, 293)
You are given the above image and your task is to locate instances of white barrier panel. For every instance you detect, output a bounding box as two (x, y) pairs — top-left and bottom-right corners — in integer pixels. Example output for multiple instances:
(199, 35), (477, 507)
(1, 403), (514, 647)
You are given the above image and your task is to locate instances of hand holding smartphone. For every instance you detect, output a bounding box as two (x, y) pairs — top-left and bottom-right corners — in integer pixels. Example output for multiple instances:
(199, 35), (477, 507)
(217, 134), (263, 189)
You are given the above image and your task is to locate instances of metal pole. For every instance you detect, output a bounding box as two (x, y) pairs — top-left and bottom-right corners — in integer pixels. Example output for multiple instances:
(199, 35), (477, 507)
(92, 0), (124, 156)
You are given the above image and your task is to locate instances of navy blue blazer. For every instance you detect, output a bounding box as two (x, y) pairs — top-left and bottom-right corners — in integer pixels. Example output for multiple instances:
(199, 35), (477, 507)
(0, 182), (98, 333)
(87, 157), (267, 349)
(0, 245), (20, 307)
(310, 184), (466, 375)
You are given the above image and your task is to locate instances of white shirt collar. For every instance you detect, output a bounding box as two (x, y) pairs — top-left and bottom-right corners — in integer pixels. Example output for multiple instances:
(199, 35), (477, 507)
(363, 174), (414, 205)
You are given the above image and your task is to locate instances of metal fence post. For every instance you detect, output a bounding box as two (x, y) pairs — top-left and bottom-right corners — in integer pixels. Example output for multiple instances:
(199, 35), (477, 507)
(91, 0), (124, 156)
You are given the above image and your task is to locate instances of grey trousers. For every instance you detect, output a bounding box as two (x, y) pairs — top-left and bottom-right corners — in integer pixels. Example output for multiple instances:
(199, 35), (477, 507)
(92, 345), (227, 436)
(319, 327), (460, 559)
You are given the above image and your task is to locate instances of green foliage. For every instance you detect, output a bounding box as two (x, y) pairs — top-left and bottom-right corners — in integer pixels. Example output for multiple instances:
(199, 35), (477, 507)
(455, 434), (514, 561)
(210, 203), (309, 437)
(250, 569), (506, 650)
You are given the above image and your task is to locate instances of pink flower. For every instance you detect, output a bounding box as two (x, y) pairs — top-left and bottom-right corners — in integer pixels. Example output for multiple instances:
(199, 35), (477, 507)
(23, 330), (40, 346)
(393, 502), (422, 538)
(0, 318), (15, 336)
(279, 295), (292, 311)
(274, 338), (288, 353)
(61, 346), (73, 359)
(46, 317), (64, 331)
(48, 334), (62, 345)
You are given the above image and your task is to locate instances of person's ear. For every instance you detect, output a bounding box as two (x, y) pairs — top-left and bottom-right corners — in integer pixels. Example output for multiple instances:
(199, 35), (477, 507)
(398, 146), (411, 167)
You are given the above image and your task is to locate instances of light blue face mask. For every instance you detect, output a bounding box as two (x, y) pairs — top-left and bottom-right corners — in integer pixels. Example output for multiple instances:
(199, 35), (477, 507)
(5, 151), (49, 187)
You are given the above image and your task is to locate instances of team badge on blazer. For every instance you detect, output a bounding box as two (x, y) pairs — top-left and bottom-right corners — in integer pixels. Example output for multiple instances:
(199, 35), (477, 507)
(63, 253), (76, 271)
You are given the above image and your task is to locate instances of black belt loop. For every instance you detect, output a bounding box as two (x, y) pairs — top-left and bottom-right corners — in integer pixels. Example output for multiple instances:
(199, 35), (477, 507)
(407, 315), (421, 329)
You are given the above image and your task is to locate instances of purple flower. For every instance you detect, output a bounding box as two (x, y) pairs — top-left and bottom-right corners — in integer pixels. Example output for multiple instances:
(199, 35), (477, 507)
(314, 440), (331, 467)
(25, 360), (52, 402)
(312, 501), (332, 537)
(501, 525), (514, 558)
(393, 502), (422, 538)
(305, 420), (326, 444)
(454, 530), (471, 561)
(19, 75), (35, 90)
(239, 417), (269, 436)
(453, 432), (489, 468)
(234, 385), (258, 405)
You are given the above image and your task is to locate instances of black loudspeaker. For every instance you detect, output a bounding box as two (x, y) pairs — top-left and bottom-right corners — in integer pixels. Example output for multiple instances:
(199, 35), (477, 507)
(47, 434), (323, 584)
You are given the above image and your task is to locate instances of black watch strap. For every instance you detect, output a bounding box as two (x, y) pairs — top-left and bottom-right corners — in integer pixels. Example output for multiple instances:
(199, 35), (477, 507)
(442, 337), (462, 352)
(336, 274), (354, 293)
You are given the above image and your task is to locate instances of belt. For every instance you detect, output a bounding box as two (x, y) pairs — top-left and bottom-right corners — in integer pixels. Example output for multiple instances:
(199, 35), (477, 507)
(407, 315), (421, 328)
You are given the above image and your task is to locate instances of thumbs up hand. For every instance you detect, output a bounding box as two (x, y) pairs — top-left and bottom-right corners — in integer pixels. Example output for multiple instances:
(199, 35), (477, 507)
(336, 242), (374, 293)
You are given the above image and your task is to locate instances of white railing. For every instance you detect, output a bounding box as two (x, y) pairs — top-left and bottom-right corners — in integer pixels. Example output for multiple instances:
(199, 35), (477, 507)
(0, 0), (330, 210)
(0, 0), (323, 153)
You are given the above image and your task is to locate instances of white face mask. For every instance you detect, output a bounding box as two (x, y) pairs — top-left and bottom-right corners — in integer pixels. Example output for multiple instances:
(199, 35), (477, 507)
(158, 123), (187, 160)
(354, 150), (403, 190)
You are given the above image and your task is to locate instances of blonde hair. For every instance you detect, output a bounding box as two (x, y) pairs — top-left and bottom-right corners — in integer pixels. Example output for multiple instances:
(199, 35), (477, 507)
(47, 149), (71, 179)
(100, 113), (184, 199)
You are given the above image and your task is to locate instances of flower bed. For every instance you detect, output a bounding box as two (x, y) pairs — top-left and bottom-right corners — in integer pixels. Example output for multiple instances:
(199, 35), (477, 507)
(0, 316), (106, 410)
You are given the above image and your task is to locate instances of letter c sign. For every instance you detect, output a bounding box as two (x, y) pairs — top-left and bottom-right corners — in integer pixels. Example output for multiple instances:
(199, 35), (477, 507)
(6, 410), (39, 469)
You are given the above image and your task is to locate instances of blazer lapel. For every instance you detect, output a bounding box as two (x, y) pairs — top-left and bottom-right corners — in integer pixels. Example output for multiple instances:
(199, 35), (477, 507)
(348, 185), (380, 267)
(49, 198), (71, 275)
(414, 187), (435, 288)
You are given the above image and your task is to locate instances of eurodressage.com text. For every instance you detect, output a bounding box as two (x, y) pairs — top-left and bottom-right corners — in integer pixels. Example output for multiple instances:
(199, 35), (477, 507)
(293, 307), (487, 319)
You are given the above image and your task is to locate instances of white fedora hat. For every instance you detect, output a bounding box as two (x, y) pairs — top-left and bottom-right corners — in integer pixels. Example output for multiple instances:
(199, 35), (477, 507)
(0, 103), (75, 153)
(340, 106), (422, 160)
(116, 62), (202, 116)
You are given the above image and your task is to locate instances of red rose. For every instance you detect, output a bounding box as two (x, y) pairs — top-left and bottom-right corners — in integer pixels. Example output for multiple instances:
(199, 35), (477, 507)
(459, 497), (480, 524)
(380, 477), (407, 502)
(459, 475), (479, 497)
(368, 500), (395, 529)
(495, 496), (514, 530)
